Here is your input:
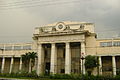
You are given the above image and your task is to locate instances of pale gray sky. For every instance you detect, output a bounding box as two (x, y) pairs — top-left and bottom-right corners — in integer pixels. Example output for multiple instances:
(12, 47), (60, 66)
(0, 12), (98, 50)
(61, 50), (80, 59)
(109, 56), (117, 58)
(0, 0), (120, 43)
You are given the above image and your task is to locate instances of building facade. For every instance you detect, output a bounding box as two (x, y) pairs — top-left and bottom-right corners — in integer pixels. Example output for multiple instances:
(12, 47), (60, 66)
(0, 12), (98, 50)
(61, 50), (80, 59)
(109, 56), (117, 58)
(0, 21), (120, 76)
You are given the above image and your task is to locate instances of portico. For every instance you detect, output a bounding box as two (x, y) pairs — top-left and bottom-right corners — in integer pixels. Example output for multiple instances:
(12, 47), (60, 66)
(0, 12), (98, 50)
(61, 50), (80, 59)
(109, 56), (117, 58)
(33, 21), (95, 75)
(37, 42), (86, 75)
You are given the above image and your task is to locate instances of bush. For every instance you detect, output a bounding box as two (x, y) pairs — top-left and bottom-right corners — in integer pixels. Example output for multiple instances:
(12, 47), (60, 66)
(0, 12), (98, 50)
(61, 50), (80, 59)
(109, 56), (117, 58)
(0, 71), (38, 79)
(1, 72), (120, 80)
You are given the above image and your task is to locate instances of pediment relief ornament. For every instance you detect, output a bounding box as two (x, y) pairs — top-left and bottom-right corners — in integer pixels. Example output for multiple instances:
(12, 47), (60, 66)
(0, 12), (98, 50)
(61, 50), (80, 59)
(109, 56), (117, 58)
(52, 27), (56, 31)
(79, 24), (84, 30)
(55, 22), (66, 31)
(39, 27), (43, 33)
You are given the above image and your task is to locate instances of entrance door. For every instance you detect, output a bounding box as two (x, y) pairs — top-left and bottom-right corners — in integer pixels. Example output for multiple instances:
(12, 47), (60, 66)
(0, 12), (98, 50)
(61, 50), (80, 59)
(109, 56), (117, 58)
(45, 62), (50, 75)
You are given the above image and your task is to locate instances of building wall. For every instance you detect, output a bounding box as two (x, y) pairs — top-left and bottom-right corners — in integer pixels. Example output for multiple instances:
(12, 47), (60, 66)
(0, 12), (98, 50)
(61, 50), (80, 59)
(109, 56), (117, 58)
(0, 21), (120, 76)
(96, 39), (120, 55)
(85, 34), (96, 55)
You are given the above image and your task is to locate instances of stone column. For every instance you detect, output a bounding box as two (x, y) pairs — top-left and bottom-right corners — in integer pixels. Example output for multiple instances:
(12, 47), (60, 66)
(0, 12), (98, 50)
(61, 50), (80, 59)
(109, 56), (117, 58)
(19, 57), (22, 71)
(98, 56), (102, 75)
(9, 57), (14, 73)
(50, 43), (57, 74)
(81, 42), (86, 74)
(112, 56), (116, 76)
(1, 57), (5, 73)
(65, 42), (71, 74)
(37, 44), (44, 75)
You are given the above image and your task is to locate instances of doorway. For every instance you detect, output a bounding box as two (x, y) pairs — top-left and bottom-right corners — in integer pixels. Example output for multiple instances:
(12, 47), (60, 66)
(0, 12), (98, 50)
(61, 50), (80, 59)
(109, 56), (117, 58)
(45, 62), (50, 75)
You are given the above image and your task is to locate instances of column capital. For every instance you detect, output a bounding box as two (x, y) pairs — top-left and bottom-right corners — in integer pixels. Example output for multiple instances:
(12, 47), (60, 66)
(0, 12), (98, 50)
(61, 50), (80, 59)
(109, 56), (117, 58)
(65, 42), (70, 48)
(51, 43), (56, 45)
(65, 42), (70, 44)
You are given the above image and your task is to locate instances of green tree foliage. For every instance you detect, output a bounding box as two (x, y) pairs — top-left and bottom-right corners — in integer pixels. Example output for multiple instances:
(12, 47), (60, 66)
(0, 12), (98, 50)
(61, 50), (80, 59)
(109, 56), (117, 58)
(21, 52), (37, 72)
(85, 55), (99, 75)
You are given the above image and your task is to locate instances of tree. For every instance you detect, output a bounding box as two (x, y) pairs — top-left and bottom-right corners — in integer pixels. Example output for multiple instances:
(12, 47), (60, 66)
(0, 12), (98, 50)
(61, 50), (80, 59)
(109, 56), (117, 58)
(85, 55), (99, 76)
(21, 52), (37, 72)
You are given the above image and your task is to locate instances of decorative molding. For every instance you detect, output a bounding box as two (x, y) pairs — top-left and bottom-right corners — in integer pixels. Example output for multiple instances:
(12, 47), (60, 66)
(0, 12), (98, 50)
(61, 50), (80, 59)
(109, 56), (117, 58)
(55, 22), (66, 31)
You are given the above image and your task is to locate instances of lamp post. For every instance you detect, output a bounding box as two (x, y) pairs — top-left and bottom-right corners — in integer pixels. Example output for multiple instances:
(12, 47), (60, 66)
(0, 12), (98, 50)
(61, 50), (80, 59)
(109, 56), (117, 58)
(81, 56), (85, 80)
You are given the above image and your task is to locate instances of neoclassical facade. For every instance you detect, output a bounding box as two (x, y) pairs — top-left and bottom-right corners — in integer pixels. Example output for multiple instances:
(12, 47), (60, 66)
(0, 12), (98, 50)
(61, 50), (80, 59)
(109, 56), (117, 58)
(0, 21), (120, 76)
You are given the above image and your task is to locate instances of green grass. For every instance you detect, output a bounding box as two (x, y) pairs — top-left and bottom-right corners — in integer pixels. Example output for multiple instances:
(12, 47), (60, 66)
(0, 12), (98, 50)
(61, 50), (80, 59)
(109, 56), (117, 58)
(0, 77), (71, 80)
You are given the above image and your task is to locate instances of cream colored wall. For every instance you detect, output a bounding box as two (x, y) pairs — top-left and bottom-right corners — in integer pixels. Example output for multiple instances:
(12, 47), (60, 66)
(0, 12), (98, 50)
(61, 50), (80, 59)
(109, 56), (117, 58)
(38, 34), (85, 44)
(96, 39), (120, 55)
(0, 43), (33, 57)
(85, 35), (96, 55)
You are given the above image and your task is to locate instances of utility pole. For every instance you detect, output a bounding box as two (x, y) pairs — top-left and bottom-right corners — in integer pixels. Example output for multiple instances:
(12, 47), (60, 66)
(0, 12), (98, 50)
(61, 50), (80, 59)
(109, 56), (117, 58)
(81, 56), (85, 80)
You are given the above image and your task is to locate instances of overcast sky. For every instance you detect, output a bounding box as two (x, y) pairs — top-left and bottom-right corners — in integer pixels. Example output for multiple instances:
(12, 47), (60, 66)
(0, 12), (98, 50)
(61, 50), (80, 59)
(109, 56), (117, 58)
(0, 0), (120, 43)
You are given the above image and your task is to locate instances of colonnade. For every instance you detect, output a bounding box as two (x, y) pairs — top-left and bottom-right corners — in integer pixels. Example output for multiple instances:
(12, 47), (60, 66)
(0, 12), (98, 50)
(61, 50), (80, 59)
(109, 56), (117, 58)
(37, 42), (86, 75)
(98, 56), (117, 76)
(0, 57), (22, 73)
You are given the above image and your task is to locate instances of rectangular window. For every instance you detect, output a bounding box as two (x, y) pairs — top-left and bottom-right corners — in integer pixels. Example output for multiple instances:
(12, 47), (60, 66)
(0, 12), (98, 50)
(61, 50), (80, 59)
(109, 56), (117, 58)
(100, 42), (112, 47)
(5, 46), (12, 50)
(113, 41), (120, 46)
(23, 45), (31, 50)
(14, 46), (21, 50)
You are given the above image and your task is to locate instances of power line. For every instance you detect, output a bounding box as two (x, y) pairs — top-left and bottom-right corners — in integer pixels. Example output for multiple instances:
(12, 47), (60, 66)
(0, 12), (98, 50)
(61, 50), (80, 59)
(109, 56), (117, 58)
(0, 0), (58, 7)
(0, 0), (55, 5)
(0, 0), (80, 10)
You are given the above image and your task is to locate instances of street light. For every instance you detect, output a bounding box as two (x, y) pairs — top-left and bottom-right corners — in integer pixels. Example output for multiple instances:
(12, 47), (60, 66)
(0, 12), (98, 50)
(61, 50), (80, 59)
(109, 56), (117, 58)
(81, 56), (85, 80)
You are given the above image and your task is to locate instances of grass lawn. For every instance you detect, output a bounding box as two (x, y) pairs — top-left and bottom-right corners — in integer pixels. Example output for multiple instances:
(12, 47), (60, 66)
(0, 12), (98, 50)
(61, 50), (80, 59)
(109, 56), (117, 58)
(0, 77), (72, 80)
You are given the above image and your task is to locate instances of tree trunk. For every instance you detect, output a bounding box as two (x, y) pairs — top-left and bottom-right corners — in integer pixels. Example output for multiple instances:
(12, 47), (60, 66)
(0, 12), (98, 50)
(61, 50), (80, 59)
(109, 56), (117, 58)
(29, 59), (32, 73)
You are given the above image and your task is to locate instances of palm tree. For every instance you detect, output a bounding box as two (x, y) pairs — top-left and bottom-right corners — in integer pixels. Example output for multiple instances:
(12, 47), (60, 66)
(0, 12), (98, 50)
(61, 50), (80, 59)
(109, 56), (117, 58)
(28, 52), (37, 72)
(21, 52), (37, 73)
(21, 53), (30, 68)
